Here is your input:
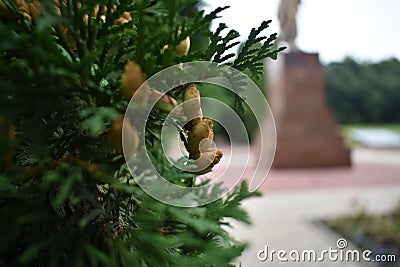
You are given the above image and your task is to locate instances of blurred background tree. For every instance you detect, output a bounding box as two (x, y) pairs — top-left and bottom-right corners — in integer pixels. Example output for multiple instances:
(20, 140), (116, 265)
(0, 0), (282, 266)
(325, 57), (400, 124)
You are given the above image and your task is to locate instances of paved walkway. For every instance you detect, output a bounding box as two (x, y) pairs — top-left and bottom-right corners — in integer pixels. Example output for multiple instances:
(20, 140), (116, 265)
(261, 162), (400, 192)
(224, 147), (400, 266)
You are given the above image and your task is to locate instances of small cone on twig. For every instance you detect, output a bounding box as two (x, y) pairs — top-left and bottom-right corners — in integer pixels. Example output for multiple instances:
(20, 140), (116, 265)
(183, 84), (202, 120)
(161, 26), (190, 56)
(175, 36), (190, 56)
(180, 84), (223, 174)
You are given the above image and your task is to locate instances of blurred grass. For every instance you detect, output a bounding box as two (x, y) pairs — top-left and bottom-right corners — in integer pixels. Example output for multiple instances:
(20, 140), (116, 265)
(340, 124), (400, 146)
(323, 201), (400, 252)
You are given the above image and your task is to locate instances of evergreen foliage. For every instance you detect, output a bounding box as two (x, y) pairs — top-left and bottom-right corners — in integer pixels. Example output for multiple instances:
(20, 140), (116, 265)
(0, 0), (281, 266)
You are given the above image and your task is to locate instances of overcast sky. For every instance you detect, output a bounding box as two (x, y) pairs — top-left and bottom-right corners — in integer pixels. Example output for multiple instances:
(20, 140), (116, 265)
(203, 0), (400, 64)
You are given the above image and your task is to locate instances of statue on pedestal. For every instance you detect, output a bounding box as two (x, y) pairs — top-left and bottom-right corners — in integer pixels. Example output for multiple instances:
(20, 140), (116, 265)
(278, 0), (301, 52)
(253, 0), (351, 168)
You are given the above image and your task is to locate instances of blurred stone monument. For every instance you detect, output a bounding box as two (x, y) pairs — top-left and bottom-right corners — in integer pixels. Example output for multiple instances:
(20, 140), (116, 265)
(278, 0), (301, 52)
(261, 0), (351, 168)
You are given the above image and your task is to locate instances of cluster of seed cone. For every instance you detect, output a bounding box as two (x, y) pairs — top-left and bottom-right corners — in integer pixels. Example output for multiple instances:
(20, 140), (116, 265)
(0, 1), (219, 174)
(0, 1), (133, 52)
(181, 85), (223, 174)
(0, 1), (132, 28)
(0, 0), (41, 22)
(113, 61), (222, 175)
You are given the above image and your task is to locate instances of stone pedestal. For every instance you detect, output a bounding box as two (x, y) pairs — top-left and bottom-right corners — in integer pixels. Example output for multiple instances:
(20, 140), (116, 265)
(266, 52), (351, 168)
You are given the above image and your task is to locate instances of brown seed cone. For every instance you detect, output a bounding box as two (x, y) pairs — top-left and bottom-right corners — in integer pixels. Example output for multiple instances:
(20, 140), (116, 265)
(14, 0), (29, 11)
(28, 0), (40, 18)
(191, 148), (223, 175)
(107, 115), (139, 159)
(18, 6), (31, 22)
(187, 120), (212, 160)
(183, 84), (202, 120)
(114, 17), (127, 25)
(0, 0), (41, 22)
(114, 12), (131, 25)
(121, 61), (149, 105)
(59, 25), (77, 50)
(175, 36), (190, 56)
(161, 26), (190, 56)
(150, 89), (181, 114)
(161, 44), (169, 54)
(0, 116), (16, 169)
